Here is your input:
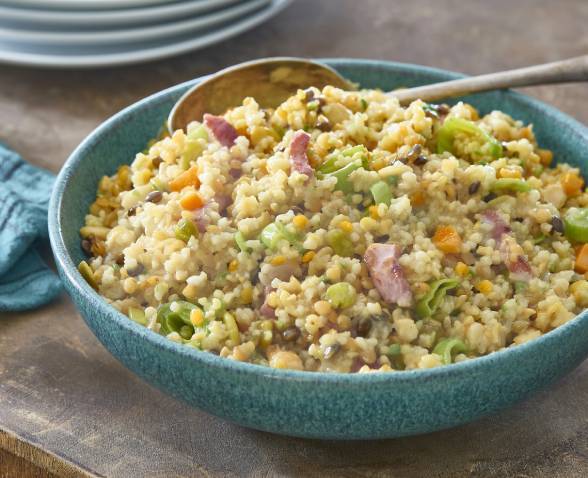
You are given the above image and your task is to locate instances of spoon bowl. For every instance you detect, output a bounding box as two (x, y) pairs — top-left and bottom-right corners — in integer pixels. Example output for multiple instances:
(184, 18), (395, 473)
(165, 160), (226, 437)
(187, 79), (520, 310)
(169, 55), (588, 132)
(168, 57), (351, 131)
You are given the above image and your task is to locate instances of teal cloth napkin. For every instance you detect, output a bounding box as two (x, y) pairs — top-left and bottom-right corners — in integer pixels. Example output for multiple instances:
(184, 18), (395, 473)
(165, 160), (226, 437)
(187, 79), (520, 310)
(0, 143), (62, 311)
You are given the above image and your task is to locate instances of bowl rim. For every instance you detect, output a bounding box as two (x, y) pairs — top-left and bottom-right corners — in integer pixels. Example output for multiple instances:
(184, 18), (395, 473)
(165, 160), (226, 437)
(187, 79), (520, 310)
(49, 58), (588, 384)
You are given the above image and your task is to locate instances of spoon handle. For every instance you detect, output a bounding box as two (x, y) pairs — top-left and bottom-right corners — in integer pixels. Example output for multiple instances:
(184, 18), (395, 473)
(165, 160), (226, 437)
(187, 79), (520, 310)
(393, 55), (588, 105)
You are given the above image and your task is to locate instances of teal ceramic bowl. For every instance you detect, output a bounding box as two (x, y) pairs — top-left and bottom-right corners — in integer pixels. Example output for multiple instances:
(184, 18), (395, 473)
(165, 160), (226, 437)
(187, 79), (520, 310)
(49, 59), (588, 440)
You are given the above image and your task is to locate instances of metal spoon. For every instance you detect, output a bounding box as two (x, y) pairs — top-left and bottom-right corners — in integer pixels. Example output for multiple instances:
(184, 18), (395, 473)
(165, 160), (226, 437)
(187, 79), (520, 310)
(169, 55), (588, 132)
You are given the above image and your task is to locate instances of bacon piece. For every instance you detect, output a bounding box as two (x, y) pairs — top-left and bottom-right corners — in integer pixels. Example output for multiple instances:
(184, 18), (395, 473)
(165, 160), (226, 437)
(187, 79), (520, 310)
(500, 236), (533, 281)
(260, 301), (276, 318)
(228, 167), (242, 180)
(289, 131), (313, 177)
(481, 210), (533, 281)
(214, 193), (231, 215)
(482, 210), (511, 243)
(203, 114), (238, 147)
(192, 207), (209, 233)
(364, 244), (413, 307)
(350, 357), (367, 373)
(321, 322), (339, 332)
(259, 259), (300, 287)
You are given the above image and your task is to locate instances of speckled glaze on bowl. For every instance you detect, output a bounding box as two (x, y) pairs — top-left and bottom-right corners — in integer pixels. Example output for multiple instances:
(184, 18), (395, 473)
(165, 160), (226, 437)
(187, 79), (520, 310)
(49, 59), (588, 440)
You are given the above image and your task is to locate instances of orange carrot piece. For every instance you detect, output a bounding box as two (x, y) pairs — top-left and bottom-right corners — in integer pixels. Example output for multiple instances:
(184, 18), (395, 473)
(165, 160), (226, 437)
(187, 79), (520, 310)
(561, 171), (584, 197)
(537, 148), (553, 167)
(179, 191), (204, 210)
(576, 244), (588, 273)
(433, 225), (462, 254)
(169, 165), (200, 192)
(411, 191), (426, 207)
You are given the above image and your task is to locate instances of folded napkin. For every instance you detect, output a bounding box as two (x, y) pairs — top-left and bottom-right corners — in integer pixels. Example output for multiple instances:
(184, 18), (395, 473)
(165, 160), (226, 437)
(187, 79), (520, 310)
(0, 143), (62, 311)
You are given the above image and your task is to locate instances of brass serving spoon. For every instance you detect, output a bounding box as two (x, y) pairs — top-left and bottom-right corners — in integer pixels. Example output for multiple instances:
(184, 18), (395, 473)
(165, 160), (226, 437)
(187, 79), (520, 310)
(168, 55), (588, 132)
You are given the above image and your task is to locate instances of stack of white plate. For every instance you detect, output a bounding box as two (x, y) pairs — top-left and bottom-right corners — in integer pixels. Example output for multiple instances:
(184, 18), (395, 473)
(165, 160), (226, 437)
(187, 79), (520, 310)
(0, 0), (291, 68)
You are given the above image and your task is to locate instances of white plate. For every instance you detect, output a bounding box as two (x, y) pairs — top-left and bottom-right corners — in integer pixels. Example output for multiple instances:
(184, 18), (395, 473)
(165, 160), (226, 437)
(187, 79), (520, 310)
(0, 0), (176, 10)
(0, 0), (243, 28)
(0, 0), (269, 46)
(0, 0), (292, 68)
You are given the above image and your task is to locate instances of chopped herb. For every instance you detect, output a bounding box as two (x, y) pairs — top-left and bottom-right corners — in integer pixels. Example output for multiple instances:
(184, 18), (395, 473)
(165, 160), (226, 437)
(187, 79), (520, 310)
(437, 118), (502, 161)
(433, 338), (467, 364)
(491, 178), (532, 194)
(416, 278), (460, 318)
(370, 181), (392, 205)
(325, 282), (357, 308)
(564, 208), (588, 243)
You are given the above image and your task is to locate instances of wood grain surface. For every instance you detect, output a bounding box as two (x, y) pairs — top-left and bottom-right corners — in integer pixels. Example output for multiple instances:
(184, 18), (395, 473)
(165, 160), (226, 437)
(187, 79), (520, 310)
(1, 0), (588, 476)
(0, 448), (55, 478)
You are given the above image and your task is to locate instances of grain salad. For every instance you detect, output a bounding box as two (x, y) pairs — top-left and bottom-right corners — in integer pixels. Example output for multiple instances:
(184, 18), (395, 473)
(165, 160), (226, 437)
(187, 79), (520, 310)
(79, 85), (588, 373)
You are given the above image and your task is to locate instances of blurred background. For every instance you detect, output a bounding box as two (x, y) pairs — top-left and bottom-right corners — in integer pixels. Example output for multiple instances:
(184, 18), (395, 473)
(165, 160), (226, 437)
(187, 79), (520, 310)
(1, 0), (587, 172)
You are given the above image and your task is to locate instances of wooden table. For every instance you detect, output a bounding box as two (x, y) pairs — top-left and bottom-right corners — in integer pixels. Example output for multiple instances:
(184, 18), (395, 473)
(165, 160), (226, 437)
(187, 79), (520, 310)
(1, 1), (588, 476)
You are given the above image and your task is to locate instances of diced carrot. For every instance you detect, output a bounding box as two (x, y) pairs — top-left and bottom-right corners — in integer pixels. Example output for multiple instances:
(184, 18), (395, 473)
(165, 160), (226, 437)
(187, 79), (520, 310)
(575, 244), (588, 273)
(411, 191), (426, 207)
(433, 225), (462, 254)
(179, 191), (204, 210)
(236, 125), (249, 138)
(518, 126), (533, 141)
(169, 165), (200, 192)
(561, 171), (584, 197)
(302, 251), (315, 263)
(537, 148), (553, 166)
